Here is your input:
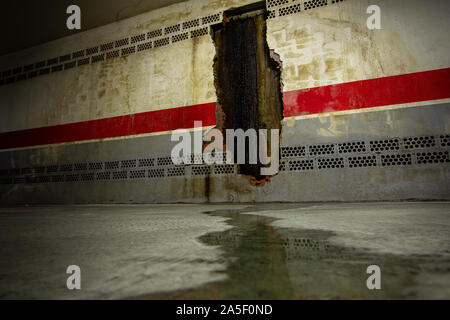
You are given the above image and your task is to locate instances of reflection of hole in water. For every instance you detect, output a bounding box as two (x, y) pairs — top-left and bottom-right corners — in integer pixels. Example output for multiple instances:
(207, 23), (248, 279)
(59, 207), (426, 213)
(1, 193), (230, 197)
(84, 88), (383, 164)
(196, 207), (450, 300)
(132, 205), (450, 300)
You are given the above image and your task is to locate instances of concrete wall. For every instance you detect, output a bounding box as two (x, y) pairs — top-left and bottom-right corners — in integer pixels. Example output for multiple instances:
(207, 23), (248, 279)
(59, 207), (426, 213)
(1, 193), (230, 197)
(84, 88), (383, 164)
(0, 0), (233, 132)
(269, 0), (450, 91)
(0, 0), (449, 203)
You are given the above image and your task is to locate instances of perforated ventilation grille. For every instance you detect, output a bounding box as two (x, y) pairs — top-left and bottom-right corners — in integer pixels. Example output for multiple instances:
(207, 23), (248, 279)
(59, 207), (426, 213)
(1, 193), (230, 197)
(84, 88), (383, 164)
(317, 157), (344, 169)
(131, 34), (146, 43)
(81, 173), (95, 181)
(267, 0), (289, 8)
(348, 156), (377, 168)
(112, 171), (128, 180)
(89, 162), (103, 170)
(370, 139), (400, 152)
(91, 54), (105, 63)
(202, 13), (220, 25)
(168, 167), (185, 177)
(106, 50), (120, 59)
(0, 10), (232, 86)
(183, 19), (200, 29)
(154, 38), (170, 48)
(214, 164), (235, 175)
(309, 144), (335, 156)
(157, 157), (173, 166)
(121, 159), (136, 168)
(64, 61), (76, 69)
(121, 46), (136, 56)
(115, 38), (130, 47)
(190, 154), (204, 164)
(403, 136), (436, 149)
(74, 163), (87, 171)
(148, 29), (163, 39)
(39, 176), (51, 183)
(86, 47), (99, 55)
(105, 161), (119, 170)
(130, 170), (146, 179)
(279, 4), (302, 16)
(39, 176), (55, 183)
(97, 172), (111, 180)
(72, 50), (84, 58)
(441, 135), (450, 147)
(338, 141), (366, 153)
(281, 146), (306, 158)
(66, 174), (80, 182)
(172, 32), (189, 43)
(137, 42), (152, 52)
(304, 0), (328, 10)
(165, 24), (181, 34)
(191, 27), (209, 38)
(148, 168), (165, 178)
(78, 58), (90, 66)
(288, 159), (314, 171)
(47, 58), (58, 66)
(52, 175), (65, 183)
(417, 151), (449, 164)
(59, 164), (73, 172)
(100, 42), (114, 51)
(203, 151), (228, 164)
(192, 165), (211, 176)
(138, 158), (154, 167)
(381, 154), (412, 166)
(3, 135), (449, 185)
(59, 54), (71, 62)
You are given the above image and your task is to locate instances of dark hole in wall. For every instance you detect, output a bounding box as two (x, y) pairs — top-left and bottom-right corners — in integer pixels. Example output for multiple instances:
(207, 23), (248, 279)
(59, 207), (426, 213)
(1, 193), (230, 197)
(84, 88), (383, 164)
(211, 3), (284, 182)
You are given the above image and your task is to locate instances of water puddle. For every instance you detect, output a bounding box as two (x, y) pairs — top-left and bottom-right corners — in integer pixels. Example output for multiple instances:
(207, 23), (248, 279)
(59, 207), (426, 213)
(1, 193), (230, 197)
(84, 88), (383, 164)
(135, 204), (449, 299)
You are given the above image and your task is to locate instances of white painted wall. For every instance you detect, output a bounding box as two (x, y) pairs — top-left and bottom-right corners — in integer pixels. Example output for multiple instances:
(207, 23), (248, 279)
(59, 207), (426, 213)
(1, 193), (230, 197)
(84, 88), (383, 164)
(0, 0), (448, 134)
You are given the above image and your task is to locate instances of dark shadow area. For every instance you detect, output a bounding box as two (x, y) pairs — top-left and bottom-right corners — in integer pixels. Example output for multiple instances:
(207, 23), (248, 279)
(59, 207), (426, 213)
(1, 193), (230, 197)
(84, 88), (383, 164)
(0, 0), (187, 55)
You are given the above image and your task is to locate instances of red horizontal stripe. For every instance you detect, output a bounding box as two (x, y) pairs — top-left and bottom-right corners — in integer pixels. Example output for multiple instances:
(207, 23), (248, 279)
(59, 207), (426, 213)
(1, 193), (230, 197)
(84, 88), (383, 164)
(0, 68), (449, 150)
(283, 68), (450, 117)
(0, 102), (216, 149)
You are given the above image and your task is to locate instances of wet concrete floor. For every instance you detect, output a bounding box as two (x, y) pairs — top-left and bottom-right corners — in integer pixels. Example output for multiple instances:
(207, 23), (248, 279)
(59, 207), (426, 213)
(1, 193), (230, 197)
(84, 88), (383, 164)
(0, 203), (448, 299)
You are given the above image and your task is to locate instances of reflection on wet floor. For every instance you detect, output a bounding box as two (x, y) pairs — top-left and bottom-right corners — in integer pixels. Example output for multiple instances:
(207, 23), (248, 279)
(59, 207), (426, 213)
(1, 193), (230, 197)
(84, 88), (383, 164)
(137, 205), (450, 300)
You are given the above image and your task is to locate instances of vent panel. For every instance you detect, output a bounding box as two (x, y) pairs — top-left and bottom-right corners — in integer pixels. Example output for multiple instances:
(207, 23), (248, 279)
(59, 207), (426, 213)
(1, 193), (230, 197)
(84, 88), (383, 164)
(288, 159), (314, 171)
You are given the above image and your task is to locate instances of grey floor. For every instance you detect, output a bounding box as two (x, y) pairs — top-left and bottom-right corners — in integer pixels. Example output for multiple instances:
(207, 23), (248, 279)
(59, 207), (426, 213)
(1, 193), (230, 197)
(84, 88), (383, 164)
(0, 202), (448, 299)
